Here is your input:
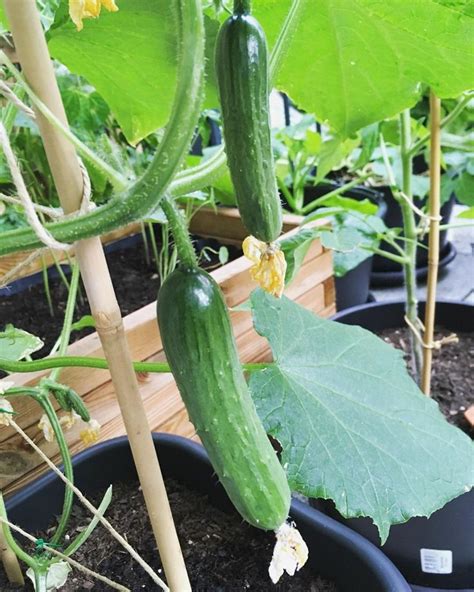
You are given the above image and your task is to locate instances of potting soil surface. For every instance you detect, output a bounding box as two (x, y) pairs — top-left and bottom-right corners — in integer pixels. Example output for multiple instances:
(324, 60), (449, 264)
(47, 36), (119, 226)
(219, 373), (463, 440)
(378, 327), (474, 436)
(0, 478), (338, 592)
(0, 236), (241, 364)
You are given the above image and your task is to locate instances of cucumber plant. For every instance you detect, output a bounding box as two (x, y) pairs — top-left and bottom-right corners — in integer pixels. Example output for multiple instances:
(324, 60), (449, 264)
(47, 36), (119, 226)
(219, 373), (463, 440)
(0, 0), (473, 589)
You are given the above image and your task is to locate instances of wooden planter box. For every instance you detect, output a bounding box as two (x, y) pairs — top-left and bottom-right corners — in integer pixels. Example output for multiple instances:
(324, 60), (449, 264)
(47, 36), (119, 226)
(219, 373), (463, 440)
(1, 208), (334, 495)
(0, 222), (141, 284)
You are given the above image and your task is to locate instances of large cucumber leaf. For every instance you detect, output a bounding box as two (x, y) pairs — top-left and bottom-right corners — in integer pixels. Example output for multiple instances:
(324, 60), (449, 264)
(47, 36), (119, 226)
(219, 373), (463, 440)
(47, 1), (218, 144)
(4, 1), (471, 148)
(254, 0), (474, 136)
(47, 0), (178, 144)
(39, 0), (473, 143)
(249, 289), (473, 542)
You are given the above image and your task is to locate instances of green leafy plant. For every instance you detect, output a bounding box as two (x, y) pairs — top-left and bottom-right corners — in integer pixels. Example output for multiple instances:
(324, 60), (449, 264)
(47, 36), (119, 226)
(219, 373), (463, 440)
(0, 0), (473, 589)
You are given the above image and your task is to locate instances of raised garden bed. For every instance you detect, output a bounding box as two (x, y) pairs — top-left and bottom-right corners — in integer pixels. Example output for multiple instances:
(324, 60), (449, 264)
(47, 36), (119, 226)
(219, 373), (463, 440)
(1, 220), (335, 495)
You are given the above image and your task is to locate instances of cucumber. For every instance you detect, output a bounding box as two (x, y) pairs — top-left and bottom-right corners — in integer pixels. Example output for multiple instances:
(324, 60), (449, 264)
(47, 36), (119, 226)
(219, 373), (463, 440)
(215, 3), (282, 243)
(157, 266), (290, 530)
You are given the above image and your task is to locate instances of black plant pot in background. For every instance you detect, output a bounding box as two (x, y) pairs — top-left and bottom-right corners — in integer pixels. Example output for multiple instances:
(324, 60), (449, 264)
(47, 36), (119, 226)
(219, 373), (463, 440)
(299, 182), (387, 311)
(371, 190), (457, 287)
(6, 434), (411, 592)
(312, 300), (474, 591)
(334, 256), (374, 311)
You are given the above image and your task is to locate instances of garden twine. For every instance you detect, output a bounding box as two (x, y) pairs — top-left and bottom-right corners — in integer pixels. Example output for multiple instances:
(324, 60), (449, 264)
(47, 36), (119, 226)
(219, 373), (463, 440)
(0, 110), (93, 287)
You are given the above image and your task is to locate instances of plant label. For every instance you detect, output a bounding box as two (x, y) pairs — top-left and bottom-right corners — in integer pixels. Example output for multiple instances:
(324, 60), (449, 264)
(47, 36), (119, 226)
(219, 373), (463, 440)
(420, 548), (453, 574)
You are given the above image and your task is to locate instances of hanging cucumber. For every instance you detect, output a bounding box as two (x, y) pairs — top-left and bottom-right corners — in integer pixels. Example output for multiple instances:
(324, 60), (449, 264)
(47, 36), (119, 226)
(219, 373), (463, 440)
(157, 266), (290, 531)
(215, 0), (282, 243)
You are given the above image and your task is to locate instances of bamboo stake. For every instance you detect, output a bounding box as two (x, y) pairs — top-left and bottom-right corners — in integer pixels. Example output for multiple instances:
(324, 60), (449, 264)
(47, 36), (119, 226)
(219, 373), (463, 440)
(0, 527), (24, 586)
(421, 92), (442, 395)
(4, 2), (191, 589)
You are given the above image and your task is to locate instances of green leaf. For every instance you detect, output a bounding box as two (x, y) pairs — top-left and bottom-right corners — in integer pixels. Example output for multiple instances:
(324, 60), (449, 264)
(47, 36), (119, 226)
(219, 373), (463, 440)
(48, 0), (178, 144)
(313, 136), (359, 184)
(0, 325), (43, 361)
(319, 227), (365, 253)
(0, 1), (7, 30)
(249, 290), (473, 542)
(253, 0), (474, 136)
(278, 228), (318, 285)
(218, 246), (229, 265)
(353, 123), (380, 169)
(333, 246), (372, 277)
(455, 171), (474, 206)
(458, 206), (474, 218)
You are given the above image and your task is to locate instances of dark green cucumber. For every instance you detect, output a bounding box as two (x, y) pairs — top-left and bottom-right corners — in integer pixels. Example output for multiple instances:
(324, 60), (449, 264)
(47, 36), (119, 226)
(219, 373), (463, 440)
(215, 5), (282, 243)
(157, 266), (290, 530)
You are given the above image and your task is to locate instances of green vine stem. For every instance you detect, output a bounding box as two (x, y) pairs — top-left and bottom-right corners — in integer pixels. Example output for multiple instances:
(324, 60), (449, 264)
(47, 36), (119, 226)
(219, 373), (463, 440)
(161, 195), (197, 268)
(37, 392), (74, 545)
(0, 496), (36, 570)
(0, 356), (270, 374)
(408, 91), (473, 158)
(234, 0), (251, 14)
(0, 0), (204, 256)
(399, 109), (423, 378)
(49, 263), (80, 383)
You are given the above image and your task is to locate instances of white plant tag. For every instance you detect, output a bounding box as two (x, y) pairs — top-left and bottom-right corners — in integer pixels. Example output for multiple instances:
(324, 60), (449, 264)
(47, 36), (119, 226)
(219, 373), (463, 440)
(420, 548), (453, 574)
(269, 522), (309, 584)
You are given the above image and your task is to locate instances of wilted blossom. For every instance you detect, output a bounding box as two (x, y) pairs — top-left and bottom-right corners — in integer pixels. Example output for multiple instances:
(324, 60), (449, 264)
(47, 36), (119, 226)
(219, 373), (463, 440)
(243, 236), (287, 298)
(69, 0), (118, 31)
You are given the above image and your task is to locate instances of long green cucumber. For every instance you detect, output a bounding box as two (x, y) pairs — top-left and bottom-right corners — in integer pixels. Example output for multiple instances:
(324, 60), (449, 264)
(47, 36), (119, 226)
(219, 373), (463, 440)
(157, 266), (290, 530)
(215, 2), (282, 243)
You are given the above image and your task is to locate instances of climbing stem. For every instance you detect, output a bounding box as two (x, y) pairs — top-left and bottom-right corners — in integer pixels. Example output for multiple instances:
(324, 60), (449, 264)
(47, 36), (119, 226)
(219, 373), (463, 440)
(0, 356), (270, 374)
(37, 393), (74, 545)
(234, 0), (251, 14)
(49, 263), (80, 383)
(0, 495), (36, 570)
(161, 195), (197, 269)
(399, 109), (423, 378)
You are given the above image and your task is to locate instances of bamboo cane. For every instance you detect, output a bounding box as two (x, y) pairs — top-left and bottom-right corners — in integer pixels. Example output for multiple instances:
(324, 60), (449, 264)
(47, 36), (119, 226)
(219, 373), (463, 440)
(0, 526), (24, 586)
(421, 92), (442, 395)
(3, 2), (191, 589)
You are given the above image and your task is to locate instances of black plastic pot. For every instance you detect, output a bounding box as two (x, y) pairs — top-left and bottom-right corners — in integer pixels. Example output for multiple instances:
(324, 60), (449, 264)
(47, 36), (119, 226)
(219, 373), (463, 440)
(5, 433), (410, 592)
(301, 182), (386, 310)
(371, 189), (457, 287)
(335, 256), (374, 311)
(315, 300), (474, 591)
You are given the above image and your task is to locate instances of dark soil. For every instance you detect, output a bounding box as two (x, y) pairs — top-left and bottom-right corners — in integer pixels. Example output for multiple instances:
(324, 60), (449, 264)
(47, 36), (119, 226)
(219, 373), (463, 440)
(378, 327), (474, 436)
(0, 235), (241, 362)
(0, 479), (337, 592)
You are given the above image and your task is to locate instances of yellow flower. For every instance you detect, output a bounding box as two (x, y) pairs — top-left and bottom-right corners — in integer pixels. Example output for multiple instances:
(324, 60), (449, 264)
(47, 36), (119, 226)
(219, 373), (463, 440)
(69, 0), (119, 31)
(38, 414), (55, 442)
(0, 397), (14, 427)
(80, 419), (101, 446)
(243, 236), (287, 298)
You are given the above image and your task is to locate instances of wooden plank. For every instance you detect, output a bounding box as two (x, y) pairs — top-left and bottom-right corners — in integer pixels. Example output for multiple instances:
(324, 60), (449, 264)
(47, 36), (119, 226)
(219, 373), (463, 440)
(324, 277), (336, 308)
(464, 405), (474, 428)
(189, 207), (302, 246)
(0, 222), (141, 281)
